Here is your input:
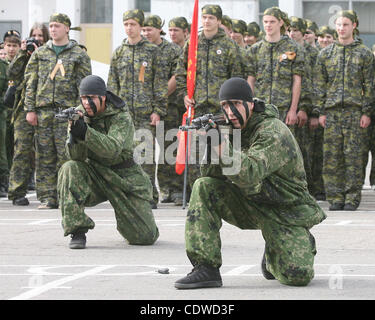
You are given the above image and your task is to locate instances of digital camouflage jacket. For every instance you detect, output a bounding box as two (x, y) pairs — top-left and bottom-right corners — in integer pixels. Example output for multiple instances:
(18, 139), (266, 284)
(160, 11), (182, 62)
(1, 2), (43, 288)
(315, 39), (374, 116)
(201, 103), (326, 228)
(24, 40), (91, 112)
(66, 98), (152, 201)
(175, 28), (243, 114)
(107, 37), (168, 122)
(247, 35), (305, 111)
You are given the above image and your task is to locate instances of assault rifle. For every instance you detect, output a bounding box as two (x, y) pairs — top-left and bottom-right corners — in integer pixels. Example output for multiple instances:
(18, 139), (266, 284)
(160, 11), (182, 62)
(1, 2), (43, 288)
(179, 113), (227, 132)
(55, 107), (88, 145)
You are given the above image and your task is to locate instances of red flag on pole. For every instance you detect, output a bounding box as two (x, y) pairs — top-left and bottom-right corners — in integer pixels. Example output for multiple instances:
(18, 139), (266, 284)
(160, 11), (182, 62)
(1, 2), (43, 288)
(176, 0), (199, 175)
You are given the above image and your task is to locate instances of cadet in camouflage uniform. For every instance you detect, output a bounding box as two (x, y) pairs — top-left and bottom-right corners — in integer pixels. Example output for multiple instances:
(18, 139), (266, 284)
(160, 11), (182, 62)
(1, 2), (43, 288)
(247, 7), (305, 128)
(58, 75), (159, 249)
(317, 26), (337, 50)
(245, 22), (260, 47)
(289, 17), (320, 195)
(107, 10), (168, 208)
(143, 14), (184, 205)
(175, 78), (326, 289)
(316, 10), (374, 211)
(0, 51), (8, 197)
(7, 23), (49, 206)
(168, 17), (189, 48)
(304, 19), (326, 200)
(25, 13), (92, 209)
(230, 19), (247, 48)
(175, 4), (243, 186)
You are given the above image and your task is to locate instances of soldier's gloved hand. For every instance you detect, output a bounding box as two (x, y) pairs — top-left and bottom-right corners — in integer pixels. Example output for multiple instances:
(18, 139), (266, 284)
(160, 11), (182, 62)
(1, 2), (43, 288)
(70, 117), (87, 141)
(205, 119), (222, 147)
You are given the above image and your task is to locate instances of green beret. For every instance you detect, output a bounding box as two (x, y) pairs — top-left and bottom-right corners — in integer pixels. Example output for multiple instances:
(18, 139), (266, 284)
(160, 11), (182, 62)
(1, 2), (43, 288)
(49, 13), (71, 27)
(123, 9), (145, 26)
(247, 22), (260, 37)
(202, 4), (222, 20)
(221, 15), (232, 30)
(168, 17), (189, 30)
(290, 16), (307, 35)
(305, 19), (319, 34)
(231, 19), (247, 35)
(144, 14), (166, 35)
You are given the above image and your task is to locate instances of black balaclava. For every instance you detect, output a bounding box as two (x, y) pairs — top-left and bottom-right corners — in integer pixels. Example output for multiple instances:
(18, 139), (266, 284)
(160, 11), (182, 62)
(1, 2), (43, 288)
(219, 77), (254, 126)
(79, 75), (107, 114)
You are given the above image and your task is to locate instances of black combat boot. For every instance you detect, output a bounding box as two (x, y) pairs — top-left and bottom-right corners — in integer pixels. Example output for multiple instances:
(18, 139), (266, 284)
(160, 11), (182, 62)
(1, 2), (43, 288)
(261, 251), (275, 280)
(343, 203), (358, 211)
(174, 264), (222, 289)
(329, 203), (344, 211)
(69, 232), (87, 249)
(12, 197), (30, 206)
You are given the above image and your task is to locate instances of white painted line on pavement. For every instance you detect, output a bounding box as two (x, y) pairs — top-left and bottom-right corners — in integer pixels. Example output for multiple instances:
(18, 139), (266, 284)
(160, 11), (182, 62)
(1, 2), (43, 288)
(8, 265), (115, 300)
(223, 265), (256, 275)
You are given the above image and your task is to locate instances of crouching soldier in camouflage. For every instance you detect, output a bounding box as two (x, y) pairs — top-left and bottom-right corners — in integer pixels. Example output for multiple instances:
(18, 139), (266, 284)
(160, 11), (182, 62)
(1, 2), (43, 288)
(175, 78), (326, 289)
(58, 75), (159, 249)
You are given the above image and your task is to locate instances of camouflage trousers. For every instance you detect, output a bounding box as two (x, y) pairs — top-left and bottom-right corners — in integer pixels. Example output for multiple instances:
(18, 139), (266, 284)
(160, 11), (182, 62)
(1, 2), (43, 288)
(279, 109), (313, 193)
(58, 160), (159, 244)
(35, 108), (68, 205)
(309, 126), (325, 196)
(134, 118), (159, 203)
(8, 110), (35, 200)
(186, 177), (317, 286)
(323, 108), (368, 206)
(0, 109), (8, 179)
(369, 120), (375, 186)
(156, 119), (184, 200)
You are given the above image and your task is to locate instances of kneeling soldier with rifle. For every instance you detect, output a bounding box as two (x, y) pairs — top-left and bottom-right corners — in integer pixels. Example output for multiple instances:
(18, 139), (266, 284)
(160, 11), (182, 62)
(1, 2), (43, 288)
(57, 75), (159, 249)
(175, 78), (326, 289)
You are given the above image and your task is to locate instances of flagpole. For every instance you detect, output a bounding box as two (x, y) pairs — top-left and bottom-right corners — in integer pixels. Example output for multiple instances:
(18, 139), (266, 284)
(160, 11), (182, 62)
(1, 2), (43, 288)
(182, 105), (192, 209)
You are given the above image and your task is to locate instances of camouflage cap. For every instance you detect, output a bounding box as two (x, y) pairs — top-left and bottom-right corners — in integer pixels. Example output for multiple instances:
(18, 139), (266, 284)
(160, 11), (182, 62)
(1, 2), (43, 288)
(201, 4), (222, 20)
(221, 15), (233, 30)
(144, 14), (166, 35)
(123, 9), (145, 26)
(305, 19), (319, 34)
(49, 13), (71, 27)
(3, 29), (21, 42)
(247, 22), (260, 37)
(290, 16), (307, 34)
(231, 19), (247, 35)
(168, 17), (189, 30)
(318, 25), (337, 38)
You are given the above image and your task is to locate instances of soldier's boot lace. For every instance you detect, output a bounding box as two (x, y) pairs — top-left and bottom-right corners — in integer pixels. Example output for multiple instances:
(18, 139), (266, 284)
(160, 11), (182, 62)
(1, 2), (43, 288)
(174, 264), (222, 289)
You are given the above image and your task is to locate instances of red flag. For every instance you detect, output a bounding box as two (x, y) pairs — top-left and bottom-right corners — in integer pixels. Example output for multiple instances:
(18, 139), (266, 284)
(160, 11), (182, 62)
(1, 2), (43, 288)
(176, 0), (199, 175)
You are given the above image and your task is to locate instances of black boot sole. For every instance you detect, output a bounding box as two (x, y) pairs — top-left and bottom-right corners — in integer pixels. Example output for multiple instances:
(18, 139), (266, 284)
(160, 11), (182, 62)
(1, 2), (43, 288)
(175, 280), (223, 289)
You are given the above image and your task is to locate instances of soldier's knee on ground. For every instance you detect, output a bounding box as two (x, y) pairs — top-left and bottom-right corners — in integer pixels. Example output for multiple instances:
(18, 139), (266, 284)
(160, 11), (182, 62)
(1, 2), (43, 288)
(123, 227), (159, 246)
(277, 265), (314, 287)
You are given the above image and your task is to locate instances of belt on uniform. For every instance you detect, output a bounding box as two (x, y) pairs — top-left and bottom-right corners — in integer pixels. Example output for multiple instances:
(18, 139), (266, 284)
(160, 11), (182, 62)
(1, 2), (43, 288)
(110, 158), (135, 170)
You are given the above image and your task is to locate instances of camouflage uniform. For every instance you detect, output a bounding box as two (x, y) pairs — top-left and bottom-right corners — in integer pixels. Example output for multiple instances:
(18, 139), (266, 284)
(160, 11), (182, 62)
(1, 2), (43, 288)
(175, 19), (243, 186)
(315, 39), (374, 207)
(185, 104), (326, 286)
(153, 38), (185, 202)
(25, 39), (92, 206)
(247, 35), (305, 122)
(6, 49), (35, 200)
(58, 101), (159, 244)
(0, 59), (9, 191)
(175, 27), (243, 115)
(107, 17), (168, 203)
